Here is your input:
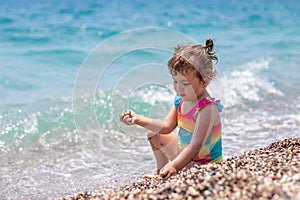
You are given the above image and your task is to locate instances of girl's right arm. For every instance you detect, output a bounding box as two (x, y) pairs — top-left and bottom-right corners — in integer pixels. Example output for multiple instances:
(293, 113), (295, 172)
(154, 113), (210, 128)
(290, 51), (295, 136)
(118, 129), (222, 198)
(119, 105), (178, 134)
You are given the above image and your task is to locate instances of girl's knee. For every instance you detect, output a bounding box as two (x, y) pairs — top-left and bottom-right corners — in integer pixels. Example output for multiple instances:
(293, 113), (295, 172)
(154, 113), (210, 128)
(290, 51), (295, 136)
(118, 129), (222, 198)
(147, 131), (177, 150)
(148, 131), (159, 148)
(147, 131), (163, 150)
(147, 131), (157, 139)
(147, 131), (161, 145)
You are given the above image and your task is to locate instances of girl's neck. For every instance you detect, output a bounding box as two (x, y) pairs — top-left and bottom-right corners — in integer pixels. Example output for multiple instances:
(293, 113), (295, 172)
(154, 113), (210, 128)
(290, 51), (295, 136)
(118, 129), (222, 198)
(188, 89), (209, 104)
(196, 89), (209, 101)
(182, 89), (210, 109)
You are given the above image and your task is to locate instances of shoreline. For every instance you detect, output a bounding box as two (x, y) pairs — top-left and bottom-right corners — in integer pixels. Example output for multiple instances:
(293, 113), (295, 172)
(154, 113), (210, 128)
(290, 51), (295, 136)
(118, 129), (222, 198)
(61, 137), (300, 200)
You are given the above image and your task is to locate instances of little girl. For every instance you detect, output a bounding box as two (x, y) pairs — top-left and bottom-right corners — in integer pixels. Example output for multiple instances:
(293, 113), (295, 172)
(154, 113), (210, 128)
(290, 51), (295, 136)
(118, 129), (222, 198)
(120, 39), (223, 179)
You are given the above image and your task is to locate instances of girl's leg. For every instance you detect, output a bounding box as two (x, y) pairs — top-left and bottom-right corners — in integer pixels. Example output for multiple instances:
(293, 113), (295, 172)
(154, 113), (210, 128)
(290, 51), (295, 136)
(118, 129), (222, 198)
(147, 131), (179, 173)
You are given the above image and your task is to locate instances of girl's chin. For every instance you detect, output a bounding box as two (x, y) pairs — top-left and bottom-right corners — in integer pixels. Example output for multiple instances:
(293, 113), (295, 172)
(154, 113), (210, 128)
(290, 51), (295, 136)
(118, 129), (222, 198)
(180, 96), (191, 101)
(180, 96), (198, 102)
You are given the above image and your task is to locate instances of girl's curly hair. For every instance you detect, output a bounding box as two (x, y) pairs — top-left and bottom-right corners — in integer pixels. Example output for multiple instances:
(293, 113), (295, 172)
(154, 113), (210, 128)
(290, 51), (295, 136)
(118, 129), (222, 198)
(168, 38), (218, 83)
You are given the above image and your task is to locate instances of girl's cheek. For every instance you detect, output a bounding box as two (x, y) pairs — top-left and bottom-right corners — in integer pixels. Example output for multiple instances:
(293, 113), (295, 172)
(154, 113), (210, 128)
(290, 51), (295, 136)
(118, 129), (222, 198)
(173, 82), (178, 89)
(174, 84), (183, 92)
(174, 86), (179, 93)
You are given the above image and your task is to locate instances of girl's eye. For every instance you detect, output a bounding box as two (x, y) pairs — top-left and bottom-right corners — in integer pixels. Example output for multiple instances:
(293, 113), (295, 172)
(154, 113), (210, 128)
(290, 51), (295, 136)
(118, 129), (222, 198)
(173, 80), (178, 84)
(183, 82), (190, 86)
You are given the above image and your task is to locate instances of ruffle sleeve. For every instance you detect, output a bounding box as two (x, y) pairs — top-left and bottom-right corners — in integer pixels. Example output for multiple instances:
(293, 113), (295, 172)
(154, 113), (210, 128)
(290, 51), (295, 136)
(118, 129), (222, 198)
(174, 94), (182, 110)
(194, 97), (223, 119)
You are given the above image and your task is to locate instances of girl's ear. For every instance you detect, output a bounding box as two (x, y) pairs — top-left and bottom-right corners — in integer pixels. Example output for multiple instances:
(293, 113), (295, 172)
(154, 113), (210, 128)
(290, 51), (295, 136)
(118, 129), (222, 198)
(203, 77), (211, 87)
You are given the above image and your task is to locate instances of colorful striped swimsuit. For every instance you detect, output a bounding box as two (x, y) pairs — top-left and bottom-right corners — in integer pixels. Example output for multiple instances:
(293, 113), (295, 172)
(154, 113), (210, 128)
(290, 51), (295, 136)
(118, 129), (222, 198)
(174, 95), (223, 164)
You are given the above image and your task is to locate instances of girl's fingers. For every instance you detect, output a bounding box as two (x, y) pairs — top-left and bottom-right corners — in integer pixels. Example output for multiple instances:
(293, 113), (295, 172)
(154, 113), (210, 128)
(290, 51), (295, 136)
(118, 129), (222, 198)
(119, 110), (130, 121)
(142, 174), (162, 179)
(159, 169), (168, 179)
(123, 114), (131, 122)
(119, 111), (126, 120)
(125, 118), (134, 125)
(119, 112), (124, 120)
(119, 110), (135, 125)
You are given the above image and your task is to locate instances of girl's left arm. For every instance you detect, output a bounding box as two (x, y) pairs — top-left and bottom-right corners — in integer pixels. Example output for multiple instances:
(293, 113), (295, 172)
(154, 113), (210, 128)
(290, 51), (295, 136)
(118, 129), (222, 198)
(160, 103), (219, 178)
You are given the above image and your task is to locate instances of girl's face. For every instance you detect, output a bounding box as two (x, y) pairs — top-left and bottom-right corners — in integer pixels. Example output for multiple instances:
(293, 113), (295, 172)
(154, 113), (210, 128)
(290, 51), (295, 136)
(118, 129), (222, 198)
(172, 71), (207, 102)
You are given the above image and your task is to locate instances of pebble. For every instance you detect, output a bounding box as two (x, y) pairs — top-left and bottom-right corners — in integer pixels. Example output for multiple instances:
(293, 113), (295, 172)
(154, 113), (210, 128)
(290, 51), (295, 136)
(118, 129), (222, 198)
(59, 137), (300, 200)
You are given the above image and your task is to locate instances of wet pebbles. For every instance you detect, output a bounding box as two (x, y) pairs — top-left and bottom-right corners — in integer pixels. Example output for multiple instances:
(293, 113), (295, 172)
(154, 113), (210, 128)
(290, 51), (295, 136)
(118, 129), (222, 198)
(61, 137), (300, 200)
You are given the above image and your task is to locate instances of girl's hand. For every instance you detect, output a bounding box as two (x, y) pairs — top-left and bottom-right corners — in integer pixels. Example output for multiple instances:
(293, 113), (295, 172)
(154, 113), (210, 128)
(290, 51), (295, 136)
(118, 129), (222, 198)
(159, 164), (177, 179)
(119, 110), (137, 125)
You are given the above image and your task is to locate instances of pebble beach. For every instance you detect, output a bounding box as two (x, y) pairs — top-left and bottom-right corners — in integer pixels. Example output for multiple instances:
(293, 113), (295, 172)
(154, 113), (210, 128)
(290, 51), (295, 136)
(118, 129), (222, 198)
(61, 137), (300, 200)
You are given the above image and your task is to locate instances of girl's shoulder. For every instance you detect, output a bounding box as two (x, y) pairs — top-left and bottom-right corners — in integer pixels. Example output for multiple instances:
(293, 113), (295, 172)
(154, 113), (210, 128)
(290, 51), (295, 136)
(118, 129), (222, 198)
(193, 97), (223, 121)
(196, 97), (223, 112)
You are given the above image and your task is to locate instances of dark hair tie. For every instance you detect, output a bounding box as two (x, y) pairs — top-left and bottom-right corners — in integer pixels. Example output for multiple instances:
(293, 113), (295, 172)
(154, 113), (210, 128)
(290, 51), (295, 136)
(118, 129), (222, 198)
(204, 38), (217, 61)
(204, 38), (214, 53)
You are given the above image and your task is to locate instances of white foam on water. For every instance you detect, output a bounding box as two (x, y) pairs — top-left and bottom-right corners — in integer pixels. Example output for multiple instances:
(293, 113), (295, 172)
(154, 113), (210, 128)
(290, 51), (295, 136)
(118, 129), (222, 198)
(218, 57), (284, 107)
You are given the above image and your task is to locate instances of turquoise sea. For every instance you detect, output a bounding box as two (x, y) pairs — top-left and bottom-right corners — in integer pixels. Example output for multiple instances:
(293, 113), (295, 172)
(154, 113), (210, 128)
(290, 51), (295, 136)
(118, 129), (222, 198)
(1, 0), (299, 199)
